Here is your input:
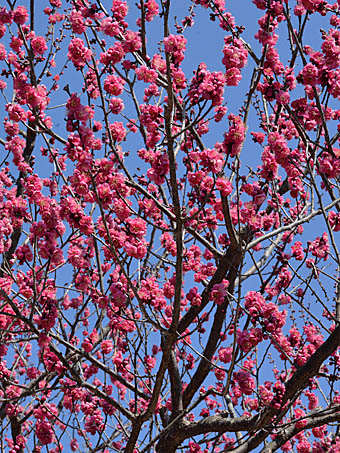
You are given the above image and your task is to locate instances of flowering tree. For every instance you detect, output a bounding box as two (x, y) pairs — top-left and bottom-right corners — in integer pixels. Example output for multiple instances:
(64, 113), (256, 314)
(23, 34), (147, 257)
(0, 0), (340, 451)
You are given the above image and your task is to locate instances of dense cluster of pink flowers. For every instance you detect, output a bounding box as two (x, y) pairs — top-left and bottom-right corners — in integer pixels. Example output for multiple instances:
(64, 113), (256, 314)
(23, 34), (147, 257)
(0, 0), (339, 452)
(222, 36), (248, 86)
(68, 37), (92, 69)
(188, 63), (226, 106)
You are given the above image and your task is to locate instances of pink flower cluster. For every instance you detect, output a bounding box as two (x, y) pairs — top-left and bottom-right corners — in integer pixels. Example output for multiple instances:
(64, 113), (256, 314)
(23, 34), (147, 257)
(135, 65), (158, 83)
(100, 41), (125, 66)
(163, 34), (187, 66)
(300, 0), (322, 13)
(84, 68), (100, 99)
(138, 277), (166, 311)
(110, 283), (127, 309)
(210, 282), (229, 305)
(188, 63), (225, 106)
(146, 152), (169, 185)
(223, 114), (246, 156)
(139, 104), (164, 148)
(60, 197), (94, 235)
(111, 0), (128, 21)
(13, 5), (28, 24)
(69, 8), (86, 34)
(242, 182), (267, 206)
(233, 370), (255, 395)
(198, 147), (225, 174)
(31, 35), (48, 55)
(216, 177), (233, 196)
(318, 152), (340, 179)
(328, 211), (340, 231)
(68, 37), (92, 69)
(308, 232), (329, 261)
(122, 30), (142, 53)
(160, 232), (177, 256)
(244, 291), (286, 333)
(26, 85), (49, 110)
(84, 409), (104, 434)
(186, 287), (202, 306)
(237, 328), (263, 353)
(144, 0), (159, 21)
(258, 382), (274, 406)
(218, 347), (233, 363)
(222, 37), (248, 86)
(100, 16), (121, 37)
(35, 420), (54, 445)
(300, 63), (319, 86)
(66, 94), (94, 126)
(322, 28), (340, 70)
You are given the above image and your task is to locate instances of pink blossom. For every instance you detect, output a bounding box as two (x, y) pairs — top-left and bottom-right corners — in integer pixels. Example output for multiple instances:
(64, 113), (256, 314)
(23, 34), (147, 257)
(308, 232), (329, 261)
(111, 0), (128, 21)
(69, 9), (86, 34)
(110, 283), (126, 308)
(104, 74), (125, 95)
(31, 36), (48, 55)
(328, 211), (340, 231)
(161, 232), (177, 256)
(109, 122), (126, 142)
(145, 0), (159, 21)
(0, 8), (13, 25)
(68, 38), (92, 69)
(13, 6), (28, 24)
(82, 338), (93, 353)
(223, 114), (246, 156)
(300, 63), (319, 86)
(0, 43), (6, 60)
(100, 42), (125, 66)
(222, 37), (248, 70)
(291, 241), (304, 260)
(253, 0), (267, 8)
(233, 370), (255, 395)
(216, 177), (233, 196)
(152, 54), (167, 73)
(35, 420), (54, 445)
(214, 105), (227, 122)
(188, 63), (225, 106)
(25, 85), (49, 110)
(109, 97), (124, 114)
(144, 355), (156, 372)
(136, 65), (158, 83)
(100, 17), (120, 36)
(15, 244), (33, 263)
(84, 409), (104, 434)
(218, 347), (233, 363)
(164, 34), (187, 65)
(259, 384), (274, 406)
(186, 287), (202, 306)
(122, 30), (142, 53)
(147, 152), (169, 185)
(6, 103), (27, 122)
(210, 282), (229, 305)
(101, 340), (113, 354)
(237, 328), (263, 352)
(300, 0), (322, 12)
(70, 439), (79, 451)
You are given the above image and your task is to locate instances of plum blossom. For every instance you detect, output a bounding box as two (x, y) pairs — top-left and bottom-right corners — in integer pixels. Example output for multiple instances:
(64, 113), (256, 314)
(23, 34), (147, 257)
(35, 420), (54, 445)
(164, 34), (187, 65)
(68, 38), (92, 69)
(31, 36), (48, 55)
(210, 282), (229, 305)
(233, 370), (255, 395)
